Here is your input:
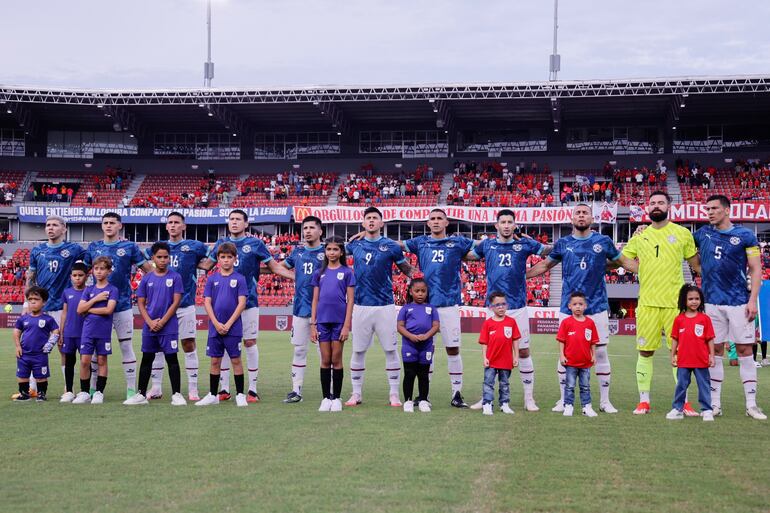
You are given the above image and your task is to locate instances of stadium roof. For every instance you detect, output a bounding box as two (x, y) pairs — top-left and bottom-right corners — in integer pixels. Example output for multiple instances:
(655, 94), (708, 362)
(2, 75), (770, 135)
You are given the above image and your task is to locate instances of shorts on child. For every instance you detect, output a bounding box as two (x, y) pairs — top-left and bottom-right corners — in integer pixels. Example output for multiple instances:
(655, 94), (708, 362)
(317, 322), (343, 342)
(17, 353), (50, 379)
(206, 335), (242, 358)
(80, 337), (112, 356)
(402, 340), (434, 365)
(142, 333), (179, 355)
(60, 337), (81, 355)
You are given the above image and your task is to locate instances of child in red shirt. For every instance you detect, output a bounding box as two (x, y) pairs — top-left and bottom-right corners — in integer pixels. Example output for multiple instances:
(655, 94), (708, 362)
(666, 284), (716, 422)
(478, 291), (520, 416)
(556, 292), (599, 417)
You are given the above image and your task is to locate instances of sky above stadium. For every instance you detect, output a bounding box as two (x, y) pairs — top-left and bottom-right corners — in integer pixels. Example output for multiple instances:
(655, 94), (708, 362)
(3, 0), (769, 89)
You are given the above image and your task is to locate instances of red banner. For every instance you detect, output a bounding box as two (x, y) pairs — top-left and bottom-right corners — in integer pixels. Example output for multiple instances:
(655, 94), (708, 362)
(632, 202), (770, 223)
(293, 205), (575, 225)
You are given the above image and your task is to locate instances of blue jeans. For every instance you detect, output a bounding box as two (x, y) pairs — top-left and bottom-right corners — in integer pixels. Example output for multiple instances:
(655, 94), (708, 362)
(564, 366), (591, 406)
(672, 367), (712, 412)
(482, 367), (511, 406)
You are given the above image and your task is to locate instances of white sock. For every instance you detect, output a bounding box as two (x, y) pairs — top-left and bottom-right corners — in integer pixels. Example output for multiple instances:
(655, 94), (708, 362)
(119, 339), (137, 391)
(557, 362), (566, 403)
(29, 375), (37, 392)
(61, 365), (66, 382)
(739, 355), (758, 408)
(447, 354), (463, 394)
(350, 350), (366, 396)
(220, 353), (231, 392)
(245, 344), (259, 394)
(384, 350), (401, 395)
(291, 344), (308, 395)
(518, 356), (535, 402)
(184, 350), (199, 396)
(709, 355), (724, 409)
(640, 391), (650, 403)
(151, 352), (165, 392)
(90, 359), (98, 390)
(428, 359), (434, 383)
(595, 345), (611, 405)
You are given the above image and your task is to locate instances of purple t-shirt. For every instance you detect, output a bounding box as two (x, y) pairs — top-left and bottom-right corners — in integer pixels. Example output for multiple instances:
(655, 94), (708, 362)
(15, 313), (59, 353)
(137, 270), (184, 335)
(311, 266), (356, 324)
(61, 287), (85, 339)
(81, 283), (119, 340)
(204, 271), (248, 337)
(397, 303), (439, 346)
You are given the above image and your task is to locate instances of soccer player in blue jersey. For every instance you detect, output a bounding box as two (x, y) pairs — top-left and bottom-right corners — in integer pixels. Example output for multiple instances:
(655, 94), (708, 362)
(404, 209), (475, 408)
(200, 209), (295, 402)
(345, 207), (414, 407)
(527, 204), (623, 414)
(125, 242), (185, 406)
(281, 215), (325, 403)
(84, 212), (152, 398)
(22, 215), (85, 397)
(145, 212), (210, 401)
(696, 195), (765, 420)
(466, 209), (551, 411)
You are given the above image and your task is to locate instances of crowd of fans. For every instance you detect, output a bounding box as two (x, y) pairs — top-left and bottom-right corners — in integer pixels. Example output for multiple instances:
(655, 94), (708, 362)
(130, 177), (230, 209)
(26, 184), (75, 203)
(96, 166), (131, 191)
(337, 165), (440, 204)
(0, 180), (19, 204)
(237, 172), (334, 201)
(446, 160), (556, 207)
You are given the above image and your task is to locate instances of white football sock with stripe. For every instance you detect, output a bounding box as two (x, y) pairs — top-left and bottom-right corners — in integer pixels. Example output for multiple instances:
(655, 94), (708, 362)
(119, 339), (137, 391)
(151, 352), (165, 392)
(739, 355), (758, 408)
(184, 349), (199, 396)
(518, 356), (535, 402)
(447, 354), (463, 393)
(245, 344), (259, 394)
(384, 350), (401, 395)
(709, 355), (724, 409)
(349, 350), (366, 396)
(291, 344), (308, 394)
(595, 345), (612, 405)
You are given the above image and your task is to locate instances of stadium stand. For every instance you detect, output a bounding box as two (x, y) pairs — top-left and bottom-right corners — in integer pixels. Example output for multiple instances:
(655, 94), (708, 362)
(232, 172), (336, 207)
(69, 166), (132, 207)
(131, 174), (238, 208)
(447, 161), (556, 207)
(337, 164), (442, 206)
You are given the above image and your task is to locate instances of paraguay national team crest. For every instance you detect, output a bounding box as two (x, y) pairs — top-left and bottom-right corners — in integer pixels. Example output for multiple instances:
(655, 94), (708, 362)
(593, 244), (602, 253)
(504, 326), (513, 338)
(181, 245), (190, 252)
(513, 244), (522, 252)
(276, 315), (288, 331)
(229, 279), (238, 288)
(165, 278), (173, 287)
(116, 248), (126, 256)
(38, 319), (46, 328)
(730, 236), (740, 246)
(243, 245), (251, 253)
(61, 249), (70, 258)
(379, 244), (389, 252)
(585, 328), (593, 340)
(694, 324), (704, 337)
(316, 252), (324, 261)
(667, 235), (677, 244)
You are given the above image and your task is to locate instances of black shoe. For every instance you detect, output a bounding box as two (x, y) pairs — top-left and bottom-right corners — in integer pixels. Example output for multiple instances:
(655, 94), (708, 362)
(283, 391), (303, 403)
(13, 391), (31, 402)
(36, 393), (47, 402)
(450, 391), (469, 408)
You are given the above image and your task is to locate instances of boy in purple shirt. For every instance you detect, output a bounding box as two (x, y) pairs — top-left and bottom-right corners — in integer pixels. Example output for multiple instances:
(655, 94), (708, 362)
(58, 262), (88, 403)
(13, 287), (60, 402)
(196, 242), (248, 407)
(125, 242), (185, 406)
(396, 278), (440, 413)
(72, 256), (118, 405)
(311, 237), (355, 412)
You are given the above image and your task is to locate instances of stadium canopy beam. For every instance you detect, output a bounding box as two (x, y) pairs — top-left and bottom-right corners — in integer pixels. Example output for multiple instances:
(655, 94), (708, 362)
(4, 102), (39, 137)
(102, 105), (148, 139)
(316, 101), (349, 135)
(2, 76), (770, 105)
(205, 103), (251, 137)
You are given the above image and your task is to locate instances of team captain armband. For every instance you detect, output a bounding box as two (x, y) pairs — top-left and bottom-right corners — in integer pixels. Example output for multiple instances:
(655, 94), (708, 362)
(746, 246), (760, 258)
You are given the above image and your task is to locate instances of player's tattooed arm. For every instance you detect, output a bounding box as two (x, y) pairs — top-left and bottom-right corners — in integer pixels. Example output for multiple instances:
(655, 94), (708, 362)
(396, 260), (415, 278)
(540, 244), (553, 257)
(198, 258), (215, 271)
(25, 269), (36, 288)
(140, 261), (154, 274)
(686, 253), (701, 276)
(525, 258), (558, 279)
(267, 259), (295, 280)
(616, 254), (639, 274)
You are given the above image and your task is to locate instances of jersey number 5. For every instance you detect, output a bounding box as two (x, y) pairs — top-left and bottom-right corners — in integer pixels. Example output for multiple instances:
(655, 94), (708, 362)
(714, 246), (722, 260)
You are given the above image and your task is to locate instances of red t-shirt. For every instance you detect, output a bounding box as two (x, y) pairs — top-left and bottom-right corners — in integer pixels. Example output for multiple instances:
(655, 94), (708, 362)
(479, 316), (521, 370)
(671, 312), (715, 368)
(556, 316), (599, 368)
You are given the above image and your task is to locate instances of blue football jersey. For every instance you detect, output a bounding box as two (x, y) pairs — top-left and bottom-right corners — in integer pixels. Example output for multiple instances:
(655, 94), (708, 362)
(695, 225), (759, 306)
(347, 237), (406, 306)
(29, 241), (86, 312)
(547, 232), (620, 315)
(283, 244), (325, 318)
(208, 236), (273, 309)
(405, 235), (474, 308)
(85, 240), (146, 313)
(145, 240), (208, 308)
(471, 237), (543, 309)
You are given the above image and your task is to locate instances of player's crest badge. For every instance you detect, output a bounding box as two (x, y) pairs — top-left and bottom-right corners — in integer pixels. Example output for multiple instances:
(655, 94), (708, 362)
(61, 249), (70, 258)
(275, 315), (289, 331)
(316, 252), (325, 261)
(116, 248), (126, 257)
(667, 235), (677, 244)
(230, 279), (238, 288)
(379, 244), (389, 252)
(38, 319), (46, 328)
(446, 241), (455, 248)
(593, 244), (603, 253)
(181, 245), (190, 252)
(243, 245), (251, 253)
(694, 324), (704, 337)
(513, 245), (522, 252)
(585, 328), (593, 340)
(337, 272), (345, 280)
(730, 236), (740, 246)
(425, 307), (432, 314)
(504, 326), (513, 338)
(165, 278), (173, 287)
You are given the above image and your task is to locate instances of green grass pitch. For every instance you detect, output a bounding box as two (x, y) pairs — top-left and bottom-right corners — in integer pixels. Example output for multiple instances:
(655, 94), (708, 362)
(1, 330), (768, 513)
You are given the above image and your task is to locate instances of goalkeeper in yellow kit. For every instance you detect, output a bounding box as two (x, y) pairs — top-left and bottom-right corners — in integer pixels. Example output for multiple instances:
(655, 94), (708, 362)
(617, 191), (701, 415)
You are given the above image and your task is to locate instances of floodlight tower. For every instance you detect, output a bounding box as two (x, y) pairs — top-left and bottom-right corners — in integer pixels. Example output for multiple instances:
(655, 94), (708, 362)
(204, 0), (214, 87)
(549, 0), (560, 81)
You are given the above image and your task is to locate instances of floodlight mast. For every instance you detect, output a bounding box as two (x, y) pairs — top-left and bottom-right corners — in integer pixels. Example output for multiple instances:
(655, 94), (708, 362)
(549, 0), (561, 82)
(204, 0), (215, 88)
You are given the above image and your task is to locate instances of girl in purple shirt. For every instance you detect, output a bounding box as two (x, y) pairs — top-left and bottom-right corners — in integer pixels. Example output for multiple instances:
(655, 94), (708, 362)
(311, 236), (355, 412)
